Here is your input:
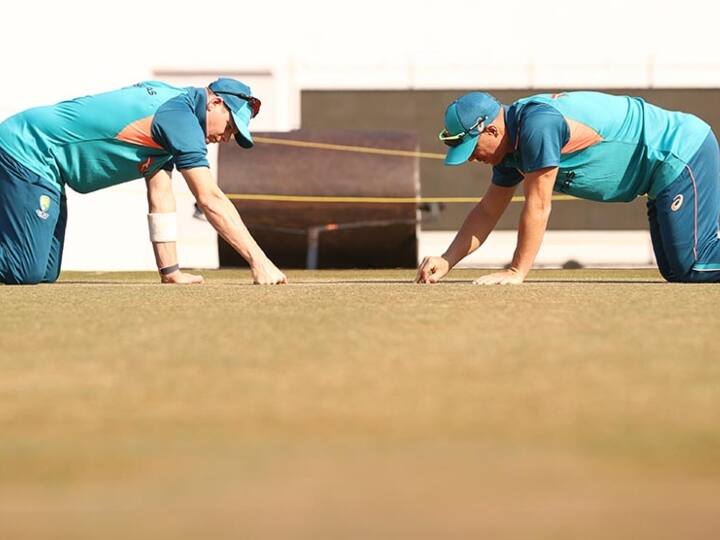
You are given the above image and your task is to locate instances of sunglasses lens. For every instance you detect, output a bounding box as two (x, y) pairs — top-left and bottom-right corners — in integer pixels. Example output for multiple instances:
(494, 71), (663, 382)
(218, 91), (261, 118)
(249, 97), (261, 118)
(443, 137), (464, 148)
(440, 131), (464, 147)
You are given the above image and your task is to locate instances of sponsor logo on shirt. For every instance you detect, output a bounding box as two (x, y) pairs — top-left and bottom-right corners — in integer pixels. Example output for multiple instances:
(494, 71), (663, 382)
(134, 83), (157, 96)
(35, 195), (51, 220)
(671, 194), (684, 212)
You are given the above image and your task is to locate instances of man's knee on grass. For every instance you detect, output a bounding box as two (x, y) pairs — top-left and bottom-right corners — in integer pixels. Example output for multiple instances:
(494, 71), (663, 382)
(0, 250), (54, 285)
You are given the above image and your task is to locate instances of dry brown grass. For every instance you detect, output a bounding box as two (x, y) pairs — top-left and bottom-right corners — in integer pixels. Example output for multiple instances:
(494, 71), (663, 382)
(1, 269), (719, 539)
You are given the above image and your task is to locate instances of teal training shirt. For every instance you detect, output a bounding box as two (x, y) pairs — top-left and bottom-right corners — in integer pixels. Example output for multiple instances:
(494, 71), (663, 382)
(0, 81), (210, 193)
(492, 92), (711, 201)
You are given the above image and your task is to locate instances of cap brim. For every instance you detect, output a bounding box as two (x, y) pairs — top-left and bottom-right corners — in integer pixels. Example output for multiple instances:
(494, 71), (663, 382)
(444, 134), (478, 166)
(230, 103), (254, 148)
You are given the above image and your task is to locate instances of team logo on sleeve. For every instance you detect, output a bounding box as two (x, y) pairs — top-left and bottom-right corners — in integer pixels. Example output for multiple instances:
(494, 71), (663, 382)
(36, 195), (51, 220)
(139, 157), (153, 174)
(671, 194), (684, 212)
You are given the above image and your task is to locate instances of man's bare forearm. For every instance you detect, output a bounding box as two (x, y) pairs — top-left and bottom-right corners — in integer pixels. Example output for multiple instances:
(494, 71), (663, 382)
(181, 166), (285, 284)
(511, 204), (551, 275)
(443, 203), (498, 267)
(442, 184), (515, 267)
(181, 167), (267, 266)
(146, 170), (179, 271)
(197, 188), (266, 266)
(510, 167), (557, 276)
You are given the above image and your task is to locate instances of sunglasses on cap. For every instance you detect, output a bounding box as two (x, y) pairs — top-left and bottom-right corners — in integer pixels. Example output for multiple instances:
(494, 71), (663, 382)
(438, 115), (487, 147)
(215, 90), (262, 118)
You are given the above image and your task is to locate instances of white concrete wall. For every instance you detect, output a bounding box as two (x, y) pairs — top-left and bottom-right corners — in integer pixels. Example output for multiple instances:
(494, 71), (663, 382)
(1, 0), (718, 270)
(419, 231), (657, 268)
(3, 0), (718, 117)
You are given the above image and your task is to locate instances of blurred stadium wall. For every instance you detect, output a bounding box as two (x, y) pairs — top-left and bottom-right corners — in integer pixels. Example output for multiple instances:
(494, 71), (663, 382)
(2, 0), (718, 270)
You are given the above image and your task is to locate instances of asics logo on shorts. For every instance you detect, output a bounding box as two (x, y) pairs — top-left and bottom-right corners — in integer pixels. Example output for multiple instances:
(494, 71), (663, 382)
(671, 194), (684, 212)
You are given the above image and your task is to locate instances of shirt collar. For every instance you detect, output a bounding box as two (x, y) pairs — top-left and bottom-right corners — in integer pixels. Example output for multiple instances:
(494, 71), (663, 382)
(188, 87), (208, 137)
(504, 103), (520, 151)
(494, 103), (523, 169)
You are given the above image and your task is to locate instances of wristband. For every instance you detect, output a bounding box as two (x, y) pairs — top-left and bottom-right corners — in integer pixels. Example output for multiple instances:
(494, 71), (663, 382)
(159, 264), (180, 276)
(148, 212), (177, 242)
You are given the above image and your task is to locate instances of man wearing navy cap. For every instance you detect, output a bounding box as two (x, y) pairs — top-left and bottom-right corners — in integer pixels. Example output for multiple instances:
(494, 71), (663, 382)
(416, 91), (720, 284)
(0, 78), (287, 285)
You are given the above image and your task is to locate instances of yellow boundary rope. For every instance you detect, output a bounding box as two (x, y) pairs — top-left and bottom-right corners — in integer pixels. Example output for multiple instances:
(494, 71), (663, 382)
(226, 194), (578, 204)
(226, 136), (581, 204)
(252, 136), (445, 160)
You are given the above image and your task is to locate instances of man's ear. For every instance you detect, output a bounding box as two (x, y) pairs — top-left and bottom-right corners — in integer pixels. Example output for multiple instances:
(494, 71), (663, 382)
(485, 125), (500, 137)
(207, 95), (224, 111)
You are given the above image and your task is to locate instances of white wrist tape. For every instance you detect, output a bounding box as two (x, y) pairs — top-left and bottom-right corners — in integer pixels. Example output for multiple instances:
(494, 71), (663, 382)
(147, 212), (177, 242)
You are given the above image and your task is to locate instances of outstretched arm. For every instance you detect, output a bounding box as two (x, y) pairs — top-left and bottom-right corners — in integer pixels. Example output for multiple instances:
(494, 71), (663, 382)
(474, 166), (557, 285)
(416, 183), (516, 283)
(180, 166), (287, 284)
(145, 170), (204, 284)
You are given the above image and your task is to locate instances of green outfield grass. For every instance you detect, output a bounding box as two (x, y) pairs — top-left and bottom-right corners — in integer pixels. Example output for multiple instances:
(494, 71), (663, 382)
(1, 268), (719, 539)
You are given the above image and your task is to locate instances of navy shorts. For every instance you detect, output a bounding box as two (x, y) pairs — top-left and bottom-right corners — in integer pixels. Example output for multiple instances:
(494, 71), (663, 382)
(648, 131), (720, 282)
(0, 146), (67, 284)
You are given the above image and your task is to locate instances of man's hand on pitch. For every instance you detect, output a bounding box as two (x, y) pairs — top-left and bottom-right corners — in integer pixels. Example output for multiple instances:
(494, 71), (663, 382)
(473, 268), (525, 285)
(251, 258), (288, 285)
(415, 256), (450, 284)
(161, 270), (204, 285)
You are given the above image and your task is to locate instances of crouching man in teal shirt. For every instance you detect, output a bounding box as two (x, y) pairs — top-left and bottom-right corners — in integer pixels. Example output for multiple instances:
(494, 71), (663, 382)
(0, 78), (287, 285)
(417, 91), (720, 284)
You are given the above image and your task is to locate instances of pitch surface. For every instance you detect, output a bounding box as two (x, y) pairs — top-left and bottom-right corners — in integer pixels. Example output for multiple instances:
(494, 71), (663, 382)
(2, 269), (719, 539)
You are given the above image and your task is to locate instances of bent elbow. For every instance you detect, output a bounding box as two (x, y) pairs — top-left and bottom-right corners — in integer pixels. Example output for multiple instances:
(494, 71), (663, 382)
(539, 205), (553, 221)
(539, 202), (553, 216)
(196, 190), (226, 216)
(524, 201), (552, 221)
(196, 196), (212, 211)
